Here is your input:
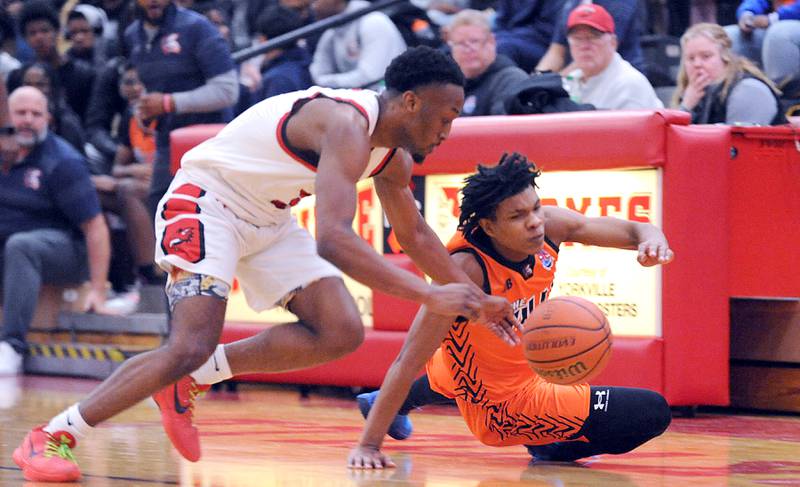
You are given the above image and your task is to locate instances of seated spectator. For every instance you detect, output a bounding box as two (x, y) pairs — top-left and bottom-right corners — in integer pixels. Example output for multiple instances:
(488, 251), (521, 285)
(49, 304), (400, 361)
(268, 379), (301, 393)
(537, 0), (645, 74)
(724, 1), (800, 89)
(492, 0), (565, 73)
(8, 62), (87, 154)
(84, 56), (127, 176)
(248, 5), (312, 104)
(310, 0), (407, 89)
(14, 0), (95, 122)
(672, 23), (785, 125)
(0, 86), (112, 375)
(562, 4), (662, 109)
(122, 0), (238, 216)
(92, 65), (162, 314)
(65, 4), (114, 69)
(446, 9), (528, 116)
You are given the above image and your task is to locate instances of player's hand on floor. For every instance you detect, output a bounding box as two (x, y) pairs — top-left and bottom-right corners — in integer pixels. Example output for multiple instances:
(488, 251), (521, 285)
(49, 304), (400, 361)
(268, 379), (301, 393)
(347, 445), (396, 469)
(637, 240), (675, 267)
(479, 294), (520, 346)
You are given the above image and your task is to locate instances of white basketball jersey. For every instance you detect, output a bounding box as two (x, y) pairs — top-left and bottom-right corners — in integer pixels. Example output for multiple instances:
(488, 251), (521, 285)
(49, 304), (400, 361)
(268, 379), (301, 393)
(179, 87), (396, 226)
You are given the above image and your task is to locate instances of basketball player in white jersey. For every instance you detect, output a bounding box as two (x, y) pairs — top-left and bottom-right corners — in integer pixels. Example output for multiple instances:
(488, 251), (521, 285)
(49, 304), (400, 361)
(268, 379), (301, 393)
(13, 46), (519, 482)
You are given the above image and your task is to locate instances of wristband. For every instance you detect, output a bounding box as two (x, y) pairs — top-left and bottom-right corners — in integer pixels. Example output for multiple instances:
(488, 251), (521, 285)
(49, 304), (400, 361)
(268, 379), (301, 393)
(162, 94), (174, 113)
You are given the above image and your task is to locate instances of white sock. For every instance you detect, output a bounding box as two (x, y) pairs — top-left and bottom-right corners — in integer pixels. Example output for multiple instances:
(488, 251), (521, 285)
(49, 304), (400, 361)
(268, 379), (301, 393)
(44, 403), (92, 440)
(190, 344), (233, 385)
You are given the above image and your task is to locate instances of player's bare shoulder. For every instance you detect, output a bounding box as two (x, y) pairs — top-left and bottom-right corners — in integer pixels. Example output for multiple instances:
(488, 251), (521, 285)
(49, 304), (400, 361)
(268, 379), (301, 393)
(285, 97), (371, 155)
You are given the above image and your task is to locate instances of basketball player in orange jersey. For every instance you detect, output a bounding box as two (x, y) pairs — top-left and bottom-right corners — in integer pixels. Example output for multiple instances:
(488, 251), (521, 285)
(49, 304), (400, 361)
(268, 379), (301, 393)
(349, 153), (675, 469)
(12, 46), (519, 482)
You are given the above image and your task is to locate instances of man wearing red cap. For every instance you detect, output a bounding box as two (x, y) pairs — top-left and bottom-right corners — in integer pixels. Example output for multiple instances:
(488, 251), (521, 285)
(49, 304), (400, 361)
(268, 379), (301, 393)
(562, 3), (662, 110)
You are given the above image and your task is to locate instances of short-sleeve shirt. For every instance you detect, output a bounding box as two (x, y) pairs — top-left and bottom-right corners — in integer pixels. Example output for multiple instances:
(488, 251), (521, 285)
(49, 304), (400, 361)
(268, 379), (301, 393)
(0, 133), (101, 240)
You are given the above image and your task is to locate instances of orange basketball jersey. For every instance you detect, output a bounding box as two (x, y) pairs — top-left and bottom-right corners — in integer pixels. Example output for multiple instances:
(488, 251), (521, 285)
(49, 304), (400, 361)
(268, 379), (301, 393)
(426, 229), (590, 447)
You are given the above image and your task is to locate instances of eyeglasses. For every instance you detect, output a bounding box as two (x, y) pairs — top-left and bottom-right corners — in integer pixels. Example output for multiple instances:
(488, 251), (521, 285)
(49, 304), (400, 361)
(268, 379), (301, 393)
(566, 31), (609, 45)
(448, 37), (489, 51)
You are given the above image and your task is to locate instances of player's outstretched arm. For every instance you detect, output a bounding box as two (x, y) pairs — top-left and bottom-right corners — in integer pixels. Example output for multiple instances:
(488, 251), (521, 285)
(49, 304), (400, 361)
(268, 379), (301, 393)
(348, 306), (453, 469)
(373, 153), (519, 344)
(543, 206), (675, 266)
(348, 252), (484, 468)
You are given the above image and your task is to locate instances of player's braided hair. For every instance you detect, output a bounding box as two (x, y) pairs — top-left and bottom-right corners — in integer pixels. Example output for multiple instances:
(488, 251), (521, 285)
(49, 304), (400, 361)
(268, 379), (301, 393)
(384, 46), (464, 93)
(458, 152), (541, 237)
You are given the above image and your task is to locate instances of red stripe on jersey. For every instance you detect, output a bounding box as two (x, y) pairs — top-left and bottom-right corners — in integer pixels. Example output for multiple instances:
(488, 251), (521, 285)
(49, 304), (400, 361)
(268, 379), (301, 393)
(173, 183), (206, 198)
(161, 198), (200, 221)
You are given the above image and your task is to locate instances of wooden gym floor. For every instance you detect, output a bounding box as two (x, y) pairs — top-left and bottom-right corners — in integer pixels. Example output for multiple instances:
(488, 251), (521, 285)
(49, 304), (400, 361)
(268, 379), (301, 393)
(1, 375), (800, 486)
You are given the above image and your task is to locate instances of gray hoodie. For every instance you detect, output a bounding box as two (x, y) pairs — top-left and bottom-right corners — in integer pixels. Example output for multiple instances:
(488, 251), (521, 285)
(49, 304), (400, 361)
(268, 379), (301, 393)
(310, 0), (407, 89)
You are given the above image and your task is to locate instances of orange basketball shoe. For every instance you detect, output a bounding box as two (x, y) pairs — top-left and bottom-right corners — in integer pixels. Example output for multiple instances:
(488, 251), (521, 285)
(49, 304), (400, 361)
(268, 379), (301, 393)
(13, 426), (81, 482)
(152, 376), (210, 462)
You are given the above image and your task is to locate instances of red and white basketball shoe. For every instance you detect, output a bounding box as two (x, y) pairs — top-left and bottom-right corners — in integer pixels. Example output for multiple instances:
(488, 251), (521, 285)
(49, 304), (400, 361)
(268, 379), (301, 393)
(13, 426), (81, 482)
(152, 376), (210, 462)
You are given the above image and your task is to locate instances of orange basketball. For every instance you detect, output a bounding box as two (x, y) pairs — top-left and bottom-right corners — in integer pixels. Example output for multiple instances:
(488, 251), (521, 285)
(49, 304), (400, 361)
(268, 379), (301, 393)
(523, 296), (612, 385)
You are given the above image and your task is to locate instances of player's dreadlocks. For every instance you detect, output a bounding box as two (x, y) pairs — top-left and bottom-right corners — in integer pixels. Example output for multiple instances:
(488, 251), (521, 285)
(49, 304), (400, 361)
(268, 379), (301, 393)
(384, 46), (465, 93)
(458, 152), (541, 237)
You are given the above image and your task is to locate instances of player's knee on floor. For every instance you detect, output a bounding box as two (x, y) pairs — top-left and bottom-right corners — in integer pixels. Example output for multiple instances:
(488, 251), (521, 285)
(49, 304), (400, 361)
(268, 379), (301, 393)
(166, 269), (231, 312)
(648, 391), (672, 436)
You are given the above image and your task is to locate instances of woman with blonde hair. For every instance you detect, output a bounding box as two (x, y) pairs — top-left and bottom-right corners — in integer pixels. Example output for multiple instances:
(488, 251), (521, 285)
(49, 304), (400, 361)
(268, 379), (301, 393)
(672, 22), (785, 125)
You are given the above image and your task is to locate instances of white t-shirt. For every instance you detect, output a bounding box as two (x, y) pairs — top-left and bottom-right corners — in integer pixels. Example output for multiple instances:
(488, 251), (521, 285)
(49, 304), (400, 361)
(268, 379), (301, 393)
(180, 87), (396, 226)
(565, 53), (664, 110)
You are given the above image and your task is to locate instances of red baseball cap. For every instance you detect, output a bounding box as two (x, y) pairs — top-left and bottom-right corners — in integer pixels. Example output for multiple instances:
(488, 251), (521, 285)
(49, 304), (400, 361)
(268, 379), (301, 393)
(567, 4), (615, 34)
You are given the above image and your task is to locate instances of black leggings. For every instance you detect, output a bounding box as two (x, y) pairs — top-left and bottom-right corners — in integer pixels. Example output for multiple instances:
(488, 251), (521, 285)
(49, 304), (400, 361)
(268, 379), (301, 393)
(526, 386), (672, 461)
(399, 376), (671, 461)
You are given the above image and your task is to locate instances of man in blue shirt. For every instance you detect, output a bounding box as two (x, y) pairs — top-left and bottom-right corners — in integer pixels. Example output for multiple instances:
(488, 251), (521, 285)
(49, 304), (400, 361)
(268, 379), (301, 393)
(0, 86), (111, 376)
(124, 0), (238, 215)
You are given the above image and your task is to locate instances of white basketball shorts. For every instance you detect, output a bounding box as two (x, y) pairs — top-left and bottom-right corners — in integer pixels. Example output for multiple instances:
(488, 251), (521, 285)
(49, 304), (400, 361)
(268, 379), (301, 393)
(154, 170), (342, 311)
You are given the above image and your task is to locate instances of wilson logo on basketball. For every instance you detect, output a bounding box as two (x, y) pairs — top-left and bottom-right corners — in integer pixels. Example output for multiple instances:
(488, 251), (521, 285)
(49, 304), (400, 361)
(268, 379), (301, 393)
(533, 361), (588, 381)
(526, 336), (576, 351)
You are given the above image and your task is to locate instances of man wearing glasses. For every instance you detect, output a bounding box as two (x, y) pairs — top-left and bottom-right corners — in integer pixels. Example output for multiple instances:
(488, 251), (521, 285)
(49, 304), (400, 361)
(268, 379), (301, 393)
(446, 9), (528, 116)
(562, 3), (662, 110)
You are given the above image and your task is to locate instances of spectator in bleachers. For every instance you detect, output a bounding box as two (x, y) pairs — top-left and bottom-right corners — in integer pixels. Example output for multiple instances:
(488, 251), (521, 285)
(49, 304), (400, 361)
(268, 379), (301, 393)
(248, 5), (312, 104)
(9, 61), (87, 154)
(725, 0), (800, 89)
(96, 0), (131, 51)
(64, 4), (116, 69)
(84, 56), (128, 176)
(2, 0), (34, 64)
(537, 0), (645, 74)
(492, 0), (565, 73)
(446, 9), (528, 116)
(14, 0), (95, 122)
(561, 4), (662, 109)
(672, 23), (784, 125)
(0, 9), (21, 83)
(92, 63), (162, 314)
(0, 86), (111, 375)
(310, 0), (406, 89)
(123, 0), (238, 215)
